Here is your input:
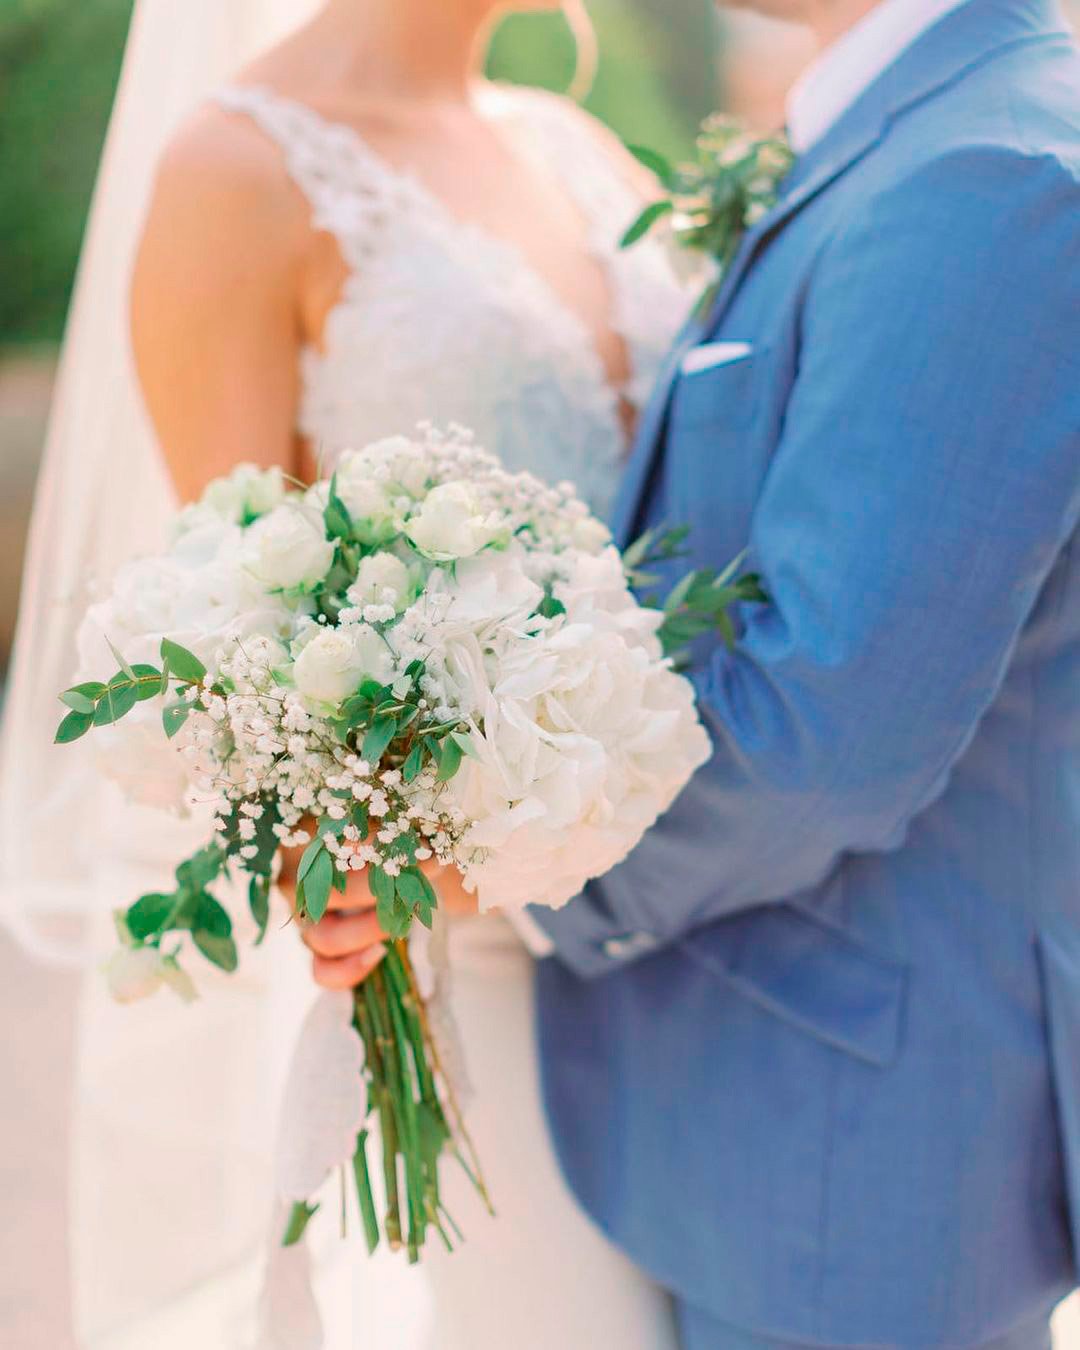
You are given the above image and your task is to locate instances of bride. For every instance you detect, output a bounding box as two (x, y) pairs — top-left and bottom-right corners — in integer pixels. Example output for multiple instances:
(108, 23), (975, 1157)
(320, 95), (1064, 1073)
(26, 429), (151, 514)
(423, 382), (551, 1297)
(1, 0), (693, 1346)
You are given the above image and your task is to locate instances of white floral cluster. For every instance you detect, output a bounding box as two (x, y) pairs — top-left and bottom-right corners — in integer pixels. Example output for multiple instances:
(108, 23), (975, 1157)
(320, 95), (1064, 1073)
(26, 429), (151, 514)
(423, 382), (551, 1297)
(77, 426), (711, 914)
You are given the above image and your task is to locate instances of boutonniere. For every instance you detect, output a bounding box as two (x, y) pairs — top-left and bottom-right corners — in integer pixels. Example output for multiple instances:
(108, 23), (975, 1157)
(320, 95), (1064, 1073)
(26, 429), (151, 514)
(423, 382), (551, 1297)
(622, 115), (794, 300)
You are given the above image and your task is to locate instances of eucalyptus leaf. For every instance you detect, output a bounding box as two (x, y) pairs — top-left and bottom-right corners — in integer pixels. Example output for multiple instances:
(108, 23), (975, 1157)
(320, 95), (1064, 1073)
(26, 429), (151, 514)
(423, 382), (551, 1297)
(60, 682), (105, 714)
(107, 638), (136, 681)
(55, 709), (93, 744)
(162, 703), (190, 739)
(131, 663), (164, 702)
(177, 845), (225, 893)
(194, 891), (232, 937)
(193, 928), (238, 973)
(93, 675), (138, 726)
(159, 638), (207, 684)
(126, 892), (177, 940)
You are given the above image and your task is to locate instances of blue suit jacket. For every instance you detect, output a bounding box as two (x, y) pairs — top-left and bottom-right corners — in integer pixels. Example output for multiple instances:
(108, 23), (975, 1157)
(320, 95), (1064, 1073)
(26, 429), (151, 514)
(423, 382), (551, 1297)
(533, 1), (1080, 1342)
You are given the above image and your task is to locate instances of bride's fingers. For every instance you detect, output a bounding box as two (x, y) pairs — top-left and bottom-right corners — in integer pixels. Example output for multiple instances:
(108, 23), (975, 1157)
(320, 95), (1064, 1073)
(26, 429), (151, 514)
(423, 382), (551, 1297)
(312, 945), (386, 991)
(302, 910), (385, 957)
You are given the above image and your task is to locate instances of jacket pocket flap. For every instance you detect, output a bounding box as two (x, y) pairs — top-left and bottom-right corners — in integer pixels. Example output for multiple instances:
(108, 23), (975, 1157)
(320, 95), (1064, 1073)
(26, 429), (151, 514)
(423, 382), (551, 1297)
(678, 903), (907, 1067)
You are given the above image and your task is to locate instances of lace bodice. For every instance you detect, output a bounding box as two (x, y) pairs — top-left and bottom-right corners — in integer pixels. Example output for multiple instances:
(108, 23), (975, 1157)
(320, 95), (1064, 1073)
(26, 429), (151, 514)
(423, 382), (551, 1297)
(215, 82), (691, 517)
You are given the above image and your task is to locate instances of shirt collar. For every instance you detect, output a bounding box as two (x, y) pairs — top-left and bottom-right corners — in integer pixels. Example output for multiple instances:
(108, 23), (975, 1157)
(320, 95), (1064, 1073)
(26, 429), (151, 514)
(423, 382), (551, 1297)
(786, 0), (974, 153)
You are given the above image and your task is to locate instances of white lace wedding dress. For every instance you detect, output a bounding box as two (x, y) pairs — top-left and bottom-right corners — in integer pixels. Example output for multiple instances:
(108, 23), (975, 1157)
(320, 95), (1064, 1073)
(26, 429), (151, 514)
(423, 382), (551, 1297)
(79, 80), (689, 1350)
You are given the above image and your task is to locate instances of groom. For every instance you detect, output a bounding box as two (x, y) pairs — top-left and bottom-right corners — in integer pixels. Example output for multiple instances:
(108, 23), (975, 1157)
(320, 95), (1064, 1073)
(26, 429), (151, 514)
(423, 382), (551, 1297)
(530, 0), (1080, 1345)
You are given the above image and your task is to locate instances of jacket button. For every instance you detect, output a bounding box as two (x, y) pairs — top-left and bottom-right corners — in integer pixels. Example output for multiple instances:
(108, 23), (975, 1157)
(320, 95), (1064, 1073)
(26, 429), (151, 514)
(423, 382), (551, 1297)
(602, 932), (658, 960)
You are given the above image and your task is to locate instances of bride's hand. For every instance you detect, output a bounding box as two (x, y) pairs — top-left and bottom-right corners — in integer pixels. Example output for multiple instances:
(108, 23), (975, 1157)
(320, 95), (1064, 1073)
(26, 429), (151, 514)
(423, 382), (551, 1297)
(278, 848), (478, 991)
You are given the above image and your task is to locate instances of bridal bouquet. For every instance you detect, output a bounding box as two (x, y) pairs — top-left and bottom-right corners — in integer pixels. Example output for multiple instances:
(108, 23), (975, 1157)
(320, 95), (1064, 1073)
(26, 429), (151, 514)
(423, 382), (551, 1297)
(56, 426), (761, 1262)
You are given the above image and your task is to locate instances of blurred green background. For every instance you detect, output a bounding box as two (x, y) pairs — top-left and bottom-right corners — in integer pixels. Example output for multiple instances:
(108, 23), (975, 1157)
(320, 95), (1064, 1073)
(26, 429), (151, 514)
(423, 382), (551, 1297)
(0, 0), (719, 350)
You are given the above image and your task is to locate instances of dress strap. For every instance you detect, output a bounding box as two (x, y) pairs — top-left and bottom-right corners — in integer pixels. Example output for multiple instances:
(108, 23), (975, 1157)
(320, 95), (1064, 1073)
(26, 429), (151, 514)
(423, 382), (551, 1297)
(213, 84), (407, 270)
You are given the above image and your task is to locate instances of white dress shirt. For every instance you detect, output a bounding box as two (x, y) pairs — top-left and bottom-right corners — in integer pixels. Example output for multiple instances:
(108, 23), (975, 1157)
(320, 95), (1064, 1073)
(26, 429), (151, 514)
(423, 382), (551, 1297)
(786, 0), (973, 153)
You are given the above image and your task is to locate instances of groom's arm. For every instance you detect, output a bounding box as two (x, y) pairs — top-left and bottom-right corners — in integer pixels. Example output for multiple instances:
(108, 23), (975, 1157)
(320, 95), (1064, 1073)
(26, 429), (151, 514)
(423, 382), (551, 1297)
(534, 146), (1080, 978)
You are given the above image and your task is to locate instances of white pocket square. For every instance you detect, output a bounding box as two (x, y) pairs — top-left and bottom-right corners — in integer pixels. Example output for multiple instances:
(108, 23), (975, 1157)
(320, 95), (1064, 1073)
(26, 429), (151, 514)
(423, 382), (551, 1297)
(681, 341), (754, 376)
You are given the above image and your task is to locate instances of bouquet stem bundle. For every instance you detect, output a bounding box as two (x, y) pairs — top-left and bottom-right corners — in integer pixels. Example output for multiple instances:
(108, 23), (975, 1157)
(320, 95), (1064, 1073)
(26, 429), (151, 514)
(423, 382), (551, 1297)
(313, 944), (490, 1262)
(58, 431), (762, 1268)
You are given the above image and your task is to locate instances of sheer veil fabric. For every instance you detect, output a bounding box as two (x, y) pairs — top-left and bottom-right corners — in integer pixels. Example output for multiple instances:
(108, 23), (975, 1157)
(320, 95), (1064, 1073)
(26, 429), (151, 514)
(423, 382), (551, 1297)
(0, 0), (318, 960)
(0, 5), (421, 1346)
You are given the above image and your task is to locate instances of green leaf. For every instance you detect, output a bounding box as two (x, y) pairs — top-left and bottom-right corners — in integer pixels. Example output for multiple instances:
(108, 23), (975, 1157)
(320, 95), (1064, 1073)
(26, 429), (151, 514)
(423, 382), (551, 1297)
(249, 876), (270, 944)
(664, 570), (698, 613)
(324, 475), (353, 542)
(626, 143), (678, 188)
(131, 663), (164, 702)
(126, 892), (177, 941)
(402, 742), (425, 783)
(107, 638), (136, 681)
(194, 891), (232, 937)
(367, 864), (395, 909)
(93, 674), (139, 726)
(362, 715), (397, 765)
(55, 709), (93, 744)
(714, 547), (749, 589)
(282, 1201), (320, 1247)
(450, 730), (477, 760)
(620, 198), (673, 249)
(176, 846), (225, 893)
(60, 681), (106, 714)
(297, 837), (325, 884)
(351, 802), (370, 837)
(159, 638), (206, 685)
(302, 849), (334, 923)
(162, 703), (190, 738)
(396, 867), (436, 914)
(193, 928), (238, 973)
(435, 735), (463, 783)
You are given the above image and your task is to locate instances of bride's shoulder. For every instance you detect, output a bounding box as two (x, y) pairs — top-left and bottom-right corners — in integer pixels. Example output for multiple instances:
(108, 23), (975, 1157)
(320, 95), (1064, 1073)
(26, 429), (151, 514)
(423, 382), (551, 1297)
(480, 82), (657, 197)
(148, 95), (307, 243)
(134, 96), (308, 310)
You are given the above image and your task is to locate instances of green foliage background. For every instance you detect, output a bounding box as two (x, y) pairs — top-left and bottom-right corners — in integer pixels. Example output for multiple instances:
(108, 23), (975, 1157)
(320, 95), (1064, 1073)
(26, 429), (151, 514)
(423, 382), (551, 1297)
(0, 0), (717, 348)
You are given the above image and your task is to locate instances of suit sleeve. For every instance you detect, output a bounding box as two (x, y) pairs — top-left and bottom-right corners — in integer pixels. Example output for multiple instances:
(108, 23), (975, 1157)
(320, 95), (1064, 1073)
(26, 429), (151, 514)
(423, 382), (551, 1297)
(534, 147), (1080, 978)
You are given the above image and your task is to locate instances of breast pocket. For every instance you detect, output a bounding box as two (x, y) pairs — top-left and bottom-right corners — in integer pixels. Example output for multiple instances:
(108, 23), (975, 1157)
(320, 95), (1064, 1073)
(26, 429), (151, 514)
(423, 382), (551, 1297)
(664, 345), (773, 566)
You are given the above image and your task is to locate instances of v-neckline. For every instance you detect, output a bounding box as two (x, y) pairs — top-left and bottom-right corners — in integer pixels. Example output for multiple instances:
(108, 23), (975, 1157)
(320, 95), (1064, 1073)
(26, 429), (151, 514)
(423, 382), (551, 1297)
(234, 82), (634, 415)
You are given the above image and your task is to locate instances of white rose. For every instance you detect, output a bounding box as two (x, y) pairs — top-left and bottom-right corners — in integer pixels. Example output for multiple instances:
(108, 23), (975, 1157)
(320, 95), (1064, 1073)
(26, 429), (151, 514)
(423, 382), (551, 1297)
(405, 482), (505, 561)
(244, 504), (335, 591)
(333, 454), (399, 544)
(347, 552), (414, 612)
(105, 946), (166, 1004)
(202, 463), (286, 523)
(292, 623), (394, 706)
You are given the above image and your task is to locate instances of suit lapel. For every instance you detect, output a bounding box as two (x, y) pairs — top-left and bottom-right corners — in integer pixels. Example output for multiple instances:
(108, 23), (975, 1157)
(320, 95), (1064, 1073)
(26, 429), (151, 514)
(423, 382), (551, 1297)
(614, 0), (1069, 548)
(610, 304), (709, 546)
